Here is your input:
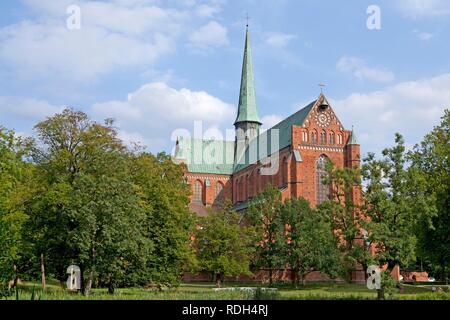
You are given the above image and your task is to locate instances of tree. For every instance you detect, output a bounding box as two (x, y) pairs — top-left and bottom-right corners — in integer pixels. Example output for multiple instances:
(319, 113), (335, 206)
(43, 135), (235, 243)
(0, 127), (30, 296)
(317, 161), (370, 282)
(409, 110), (449, 283)
(247, 184), (283, 286)
(361, 133), (437, 298)
(279, 197), (340, 287)
(27, 109), (149, 294)
(67, 150), (149, 295)
(194, 203), (253, 287)
(130, 152), (196, 289)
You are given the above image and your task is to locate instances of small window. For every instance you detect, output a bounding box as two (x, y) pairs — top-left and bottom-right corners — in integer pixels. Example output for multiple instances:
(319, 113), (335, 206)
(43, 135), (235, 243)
(193, 180), (203, 204)
(302, 131), (308, 142)
(311, 132), (318, 144)
(281, 157), (288, 187)
(215, 182), (224, 205)
(329, 132), (335, 145)
(320, 131), (326, 145)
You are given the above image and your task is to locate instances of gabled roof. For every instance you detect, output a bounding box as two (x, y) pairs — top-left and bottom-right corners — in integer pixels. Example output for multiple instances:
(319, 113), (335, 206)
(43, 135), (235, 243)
(233, 99), (317, 172)
(174, 136), (235, 175)
(234, 27), (261, 125)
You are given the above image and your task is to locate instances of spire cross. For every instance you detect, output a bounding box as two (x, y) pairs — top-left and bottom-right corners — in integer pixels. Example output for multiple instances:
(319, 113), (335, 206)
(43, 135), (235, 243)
(319, 83), (326, 94)
(245, 12), (250, 28)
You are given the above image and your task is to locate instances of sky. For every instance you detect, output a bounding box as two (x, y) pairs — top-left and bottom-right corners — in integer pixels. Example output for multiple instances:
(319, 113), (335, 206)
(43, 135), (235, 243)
(0, 0), (449, 158)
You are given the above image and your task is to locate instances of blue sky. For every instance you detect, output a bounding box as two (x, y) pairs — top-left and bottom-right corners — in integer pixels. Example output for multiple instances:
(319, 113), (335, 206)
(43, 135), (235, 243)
(0, 0), (449, 157)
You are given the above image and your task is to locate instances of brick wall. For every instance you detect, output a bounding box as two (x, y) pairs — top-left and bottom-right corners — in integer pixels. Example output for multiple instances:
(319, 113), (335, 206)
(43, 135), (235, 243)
(185, 173), (232, 207)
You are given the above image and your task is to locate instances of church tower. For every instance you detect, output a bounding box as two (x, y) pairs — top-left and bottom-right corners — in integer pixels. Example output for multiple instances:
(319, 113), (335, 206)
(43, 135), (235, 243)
(234, 26), (262, 163)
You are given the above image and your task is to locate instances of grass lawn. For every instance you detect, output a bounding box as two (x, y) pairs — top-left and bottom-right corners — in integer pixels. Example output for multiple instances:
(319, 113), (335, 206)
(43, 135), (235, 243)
(5, 279), (449, 300)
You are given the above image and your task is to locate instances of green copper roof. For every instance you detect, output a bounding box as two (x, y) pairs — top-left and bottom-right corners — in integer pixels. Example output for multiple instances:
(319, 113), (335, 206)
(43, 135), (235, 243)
(234, 28), (261, 125)
(348, 130), (358, 145)
(174, 137), (235, 175)
(234, 99), (317, 172)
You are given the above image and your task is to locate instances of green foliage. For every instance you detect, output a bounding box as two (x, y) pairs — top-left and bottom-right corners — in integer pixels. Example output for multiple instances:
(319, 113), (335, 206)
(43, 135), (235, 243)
(194, 204), (253, 286)
(0, 126), (30, 296)
(361, 133), (436, 270)
(2, 107), (449, 297)
(130, 152), (195, 287)
(408, 110), (450, 282)
(252, 287), (280, 300)
(317, 161), (370, 281)
(280, 197), (340, 286)
(20, 109), (194, 293)
(247, 184), (283, 286)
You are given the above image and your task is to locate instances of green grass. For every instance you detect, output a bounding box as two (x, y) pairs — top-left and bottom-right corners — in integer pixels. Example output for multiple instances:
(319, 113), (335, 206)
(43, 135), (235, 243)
(4, 280), (449, 300)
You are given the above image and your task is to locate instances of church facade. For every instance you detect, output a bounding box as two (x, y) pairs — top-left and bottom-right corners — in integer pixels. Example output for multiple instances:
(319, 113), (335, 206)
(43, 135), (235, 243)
(174, 27), (360, 216)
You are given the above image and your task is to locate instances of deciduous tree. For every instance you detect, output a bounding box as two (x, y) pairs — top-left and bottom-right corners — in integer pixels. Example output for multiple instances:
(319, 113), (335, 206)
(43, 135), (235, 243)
(280, 197), (340, 287)
(194, 203), (253, 287)
(247, 184), (283, 286)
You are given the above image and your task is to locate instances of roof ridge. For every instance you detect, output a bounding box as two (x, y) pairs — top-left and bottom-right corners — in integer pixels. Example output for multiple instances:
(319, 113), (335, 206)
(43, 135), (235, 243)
(233, 99), (318, 173)
(270, 99), (317, 130)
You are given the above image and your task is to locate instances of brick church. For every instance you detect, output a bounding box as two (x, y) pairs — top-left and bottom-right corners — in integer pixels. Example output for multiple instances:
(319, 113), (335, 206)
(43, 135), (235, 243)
(174, 27), (360, 216)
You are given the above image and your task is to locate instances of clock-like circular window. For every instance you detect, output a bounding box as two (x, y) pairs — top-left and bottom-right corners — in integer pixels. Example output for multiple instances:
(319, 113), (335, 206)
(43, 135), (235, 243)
(316, 112), (331, 128)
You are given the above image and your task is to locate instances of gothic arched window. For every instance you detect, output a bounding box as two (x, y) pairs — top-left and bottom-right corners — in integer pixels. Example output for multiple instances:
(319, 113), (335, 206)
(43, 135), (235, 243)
(193, 180), (203, 204)
(302, 131), (308, 142)
(239, 177), (244, 202)
(320, 131), (326, 145)
(214, 182), (224, 205)
(329, 132), (335, 145)
(245, 175), (249, 200)
(311, 131), (318, 144)
(281, 157), (288, 187)
(316, 155), (330, 205)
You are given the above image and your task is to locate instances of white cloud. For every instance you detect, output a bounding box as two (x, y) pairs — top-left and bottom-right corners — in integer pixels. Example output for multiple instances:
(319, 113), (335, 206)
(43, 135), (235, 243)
(413, 30), (434, 40)
(195, 3), (223, 18)
(265, 32), (298, 48)
(261, 114), (283, 131)
(91, 82), (235, 150)
(188, 21), (229, 50)
(0, 96), (64, 135)
(0, 21), (173, 81)
(0, 96), (63, 120)
(21, 0), (186, 36)
(337, 56), (395, 83)
(0, 0), (221, 83)
(1, 82), (236, 151)
(395, 0), (450, 18)
(331, 73), (450, 155)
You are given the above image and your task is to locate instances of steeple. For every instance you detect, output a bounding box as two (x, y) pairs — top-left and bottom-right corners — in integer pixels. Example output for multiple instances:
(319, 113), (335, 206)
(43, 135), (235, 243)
(234, 26), (261, 166)
(234, 26), (261, 126)
(348, 127), (359, 145)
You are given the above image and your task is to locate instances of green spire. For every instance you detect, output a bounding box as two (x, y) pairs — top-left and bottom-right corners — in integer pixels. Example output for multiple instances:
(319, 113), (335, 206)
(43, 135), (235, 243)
(348, 127), (359, 145)
(234, 27), (261, 125)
